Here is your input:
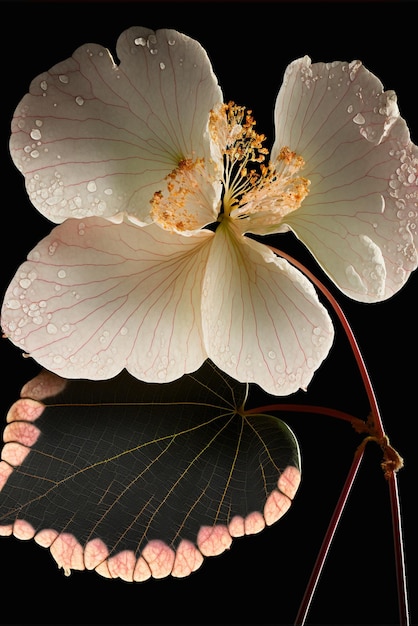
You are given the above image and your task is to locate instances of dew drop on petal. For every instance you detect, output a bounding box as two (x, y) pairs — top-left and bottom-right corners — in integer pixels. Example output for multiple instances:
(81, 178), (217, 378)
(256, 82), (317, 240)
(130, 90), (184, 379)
(75, 96), (84, 106)
(30, 129), (42, 140)
(6, 299), (20, 310)
(353, 113), (366, 125)
(58, 74), (69, 84)
(57, 269), (67, 279)
(134, 37), (147, 46)
(87, 181), (97, 192)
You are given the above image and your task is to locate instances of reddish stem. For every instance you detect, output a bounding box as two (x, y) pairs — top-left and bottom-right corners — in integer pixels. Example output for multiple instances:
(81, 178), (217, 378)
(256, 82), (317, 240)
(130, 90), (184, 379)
(294, 443), (366, 625)
(246, 403), (367, 432)
(266, 246), (410, 626)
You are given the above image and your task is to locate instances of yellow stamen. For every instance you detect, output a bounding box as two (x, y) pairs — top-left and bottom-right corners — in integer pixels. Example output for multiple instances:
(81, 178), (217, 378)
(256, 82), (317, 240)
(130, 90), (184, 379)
(209, 102), (309, 227)
(150, 158), (205, 232)
(231, 147), (310, 225)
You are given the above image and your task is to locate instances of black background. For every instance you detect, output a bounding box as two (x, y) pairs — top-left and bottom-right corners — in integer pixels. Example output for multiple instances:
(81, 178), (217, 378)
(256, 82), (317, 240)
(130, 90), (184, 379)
(1, 1), (417, 624)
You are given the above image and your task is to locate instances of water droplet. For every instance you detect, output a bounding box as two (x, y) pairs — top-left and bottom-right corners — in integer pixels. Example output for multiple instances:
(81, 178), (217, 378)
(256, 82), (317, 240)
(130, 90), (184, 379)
(147, 34), (157, 46)
(134, 37), (146, 46)
(40, 80), (48, 91)
(6, 299), (20, 310)
(120, 327), (128, 336)
(104, 188), (113, 195)
(30, 128), (42, 140)
(168, 38), (176, 46)
(268, 350), (276, 360)
(30, 150), (40, 158)
(87, 181), (97, 192)
(349, 60), (362, 81)
(159, 62), (165, 70)
(58, 74), (69, 84)
(19, 278), (32, 289)
(75, 96), (84, 106)
(47, 323), (58, 335)
(346, 104), (354, 114)
(353, 112), (365, 125)
(28, 250), (41, 262)
(157, 370), (167, 380)
(57, 269), (67, 279)
(48, 242), (58, 256)
(149, 49), (158, 55)
(345, 265), (366, 291)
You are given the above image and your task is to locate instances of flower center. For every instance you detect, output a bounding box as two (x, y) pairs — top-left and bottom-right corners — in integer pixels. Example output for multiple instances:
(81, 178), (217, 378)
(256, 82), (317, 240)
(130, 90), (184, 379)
(150, 102), (310, 235)
(210, 102), (310, 230)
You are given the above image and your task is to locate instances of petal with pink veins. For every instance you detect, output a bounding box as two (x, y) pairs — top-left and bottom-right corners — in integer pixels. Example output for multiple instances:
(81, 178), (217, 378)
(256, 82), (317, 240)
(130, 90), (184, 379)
(50, 532), (85, 575)
(10, 27), (223, 226)
(83, 537), (110, 570)
(133, 556), (152, 582)
(197, 524), (232, 556)
(3, 421), (41, 447)
(171, 539), (204, 578)
(13, 519), (36, 541)
(1, 217), (213, 382)
(272, 56), (418, 302)
(34, 528), (59, 548)
(141, 539), (175, 578)
(107, 549), (137, 581)
(202, 221), (334, 395)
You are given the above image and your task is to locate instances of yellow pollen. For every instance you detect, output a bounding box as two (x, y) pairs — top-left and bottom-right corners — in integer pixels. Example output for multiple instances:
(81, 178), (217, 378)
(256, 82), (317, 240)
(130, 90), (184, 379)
(209, 102), (309, 224)
(232, 148), (310, 226)
(150, 158), (204, 232)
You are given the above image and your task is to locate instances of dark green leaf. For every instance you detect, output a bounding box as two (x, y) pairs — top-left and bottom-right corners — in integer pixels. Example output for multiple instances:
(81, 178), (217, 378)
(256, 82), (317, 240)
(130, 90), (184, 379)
(0, 361), (300, 581)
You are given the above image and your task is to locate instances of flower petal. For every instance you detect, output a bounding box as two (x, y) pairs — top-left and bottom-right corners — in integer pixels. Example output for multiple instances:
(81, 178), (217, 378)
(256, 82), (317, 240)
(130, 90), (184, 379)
(201, 222), (334, 395)
(272, 56), (418, 302)
(10, 28), (223, 225)
(1, 218), (213, 382)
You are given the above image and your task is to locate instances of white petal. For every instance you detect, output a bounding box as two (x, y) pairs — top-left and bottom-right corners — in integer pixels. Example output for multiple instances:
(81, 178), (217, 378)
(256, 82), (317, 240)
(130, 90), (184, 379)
(10, 28), (223, 225)
(273, 57), (418, 302)
(201, 222), (334, 396)
(1, 218), (213, 382)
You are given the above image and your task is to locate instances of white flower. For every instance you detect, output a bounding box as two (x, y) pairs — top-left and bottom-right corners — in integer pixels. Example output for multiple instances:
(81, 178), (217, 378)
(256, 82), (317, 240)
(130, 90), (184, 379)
(2, 28), (417, 394)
